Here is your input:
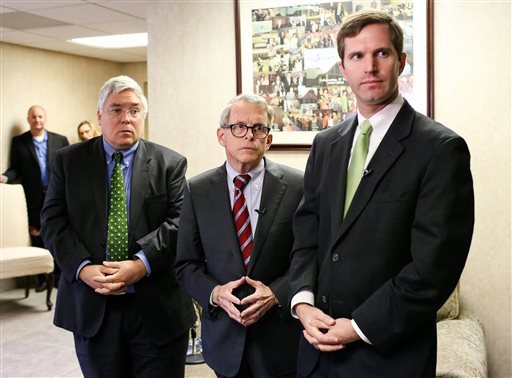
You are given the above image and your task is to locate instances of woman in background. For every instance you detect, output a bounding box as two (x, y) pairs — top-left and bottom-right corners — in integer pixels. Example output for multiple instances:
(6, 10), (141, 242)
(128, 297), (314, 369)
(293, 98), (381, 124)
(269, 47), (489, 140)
(77, 120), (100, 142)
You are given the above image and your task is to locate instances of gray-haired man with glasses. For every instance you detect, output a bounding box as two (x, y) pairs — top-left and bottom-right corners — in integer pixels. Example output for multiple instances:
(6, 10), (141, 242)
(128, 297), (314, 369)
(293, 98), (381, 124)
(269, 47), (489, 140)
(41, 75), (195, 377)
(176, 94), (303, 377)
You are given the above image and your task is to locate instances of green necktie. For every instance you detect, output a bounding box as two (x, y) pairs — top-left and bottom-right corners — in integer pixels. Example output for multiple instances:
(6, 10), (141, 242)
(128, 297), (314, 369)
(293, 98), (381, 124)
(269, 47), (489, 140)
(344, 120), (373, 217)
(107, 151), (128, 261)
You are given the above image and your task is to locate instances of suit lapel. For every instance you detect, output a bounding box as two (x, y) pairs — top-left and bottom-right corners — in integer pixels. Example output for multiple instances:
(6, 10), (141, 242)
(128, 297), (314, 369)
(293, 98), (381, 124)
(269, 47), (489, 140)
(129, 140), (150, 245)
(333, 101), (415, 243)
(328, 118), (357, 238)
(206, 165), (246, 271)
(249, 159), (286, 273)
(87, 138), (108, 241)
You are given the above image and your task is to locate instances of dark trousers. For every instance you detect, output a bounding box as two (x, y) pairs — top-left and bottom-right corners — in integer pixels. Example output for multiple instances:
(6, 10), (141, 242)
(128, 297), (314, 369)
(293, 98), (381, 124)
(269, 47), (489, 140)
(216, 339), (296, 378)
(297, 344), (436, 378)
(216, 360), (296, 378)
(74, 295), (188, 378)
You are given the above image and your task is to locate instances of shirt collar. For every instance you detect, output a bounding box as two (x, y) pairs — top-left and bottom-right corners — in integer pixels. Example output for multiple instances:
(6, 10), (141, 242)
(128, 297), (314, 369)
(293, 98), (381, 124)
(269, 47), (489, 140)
(32, 130), (47, 143)
(102, 137), (139, 167)
(357, 94), (404, 131)
(226, 158), (265, 187)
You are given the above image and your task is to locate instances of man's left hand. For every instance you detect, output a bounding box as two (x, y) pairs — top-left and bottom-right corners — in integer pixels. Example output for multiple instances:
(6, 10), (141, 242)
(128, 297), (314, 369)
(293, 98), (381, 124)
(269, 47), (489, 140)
(93, 260), (147, 294)
(319, 318), (360, 348)
(239, 276), (278, 326)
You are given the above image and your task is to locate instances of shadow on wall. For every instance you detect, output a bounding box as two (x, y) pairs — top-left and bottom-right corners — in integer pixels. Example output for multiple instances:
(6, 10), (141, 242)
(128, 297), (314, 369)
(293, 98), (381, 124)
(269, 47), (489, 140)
(5, 123), (24, 174)
(9, 123), (24, 139)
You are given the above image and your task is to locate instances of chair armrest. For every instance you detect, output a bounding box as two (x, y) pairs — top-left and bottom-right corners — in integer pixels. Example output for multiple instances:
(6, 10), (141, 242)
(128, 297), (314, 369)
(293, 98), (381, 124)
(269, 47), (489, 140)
(436, 313), (487, 378)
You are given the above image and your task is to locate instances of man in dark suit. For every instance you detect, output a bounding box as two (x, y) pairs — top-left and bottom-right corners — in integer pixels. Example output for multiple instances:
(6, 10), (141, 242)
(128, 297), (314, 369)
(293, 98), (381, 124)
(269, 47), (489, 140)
(175, 94), (303, 377)
(289, 11), (474, 377)
(1, 105), (69, 291)
(41, 76), (195, 377)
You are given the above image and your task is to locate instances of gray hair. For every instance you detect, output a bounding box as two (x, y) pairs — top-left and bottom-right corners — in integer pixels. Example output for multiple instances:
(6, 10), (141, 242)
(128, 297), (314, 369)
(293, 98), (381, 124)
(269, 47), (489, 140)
(97, 75), (148, 117)
(219, 94), (273, 127)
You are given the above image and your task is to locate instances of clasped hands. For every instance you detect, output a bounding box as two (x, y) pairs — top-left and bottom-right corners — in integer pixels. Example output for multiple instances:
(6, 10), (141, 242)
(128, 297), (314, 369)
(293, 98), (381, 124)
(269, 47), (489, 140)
(212, 276), (277, 327)
(79, 260), (147, 295)
(295, 303), (360, 352)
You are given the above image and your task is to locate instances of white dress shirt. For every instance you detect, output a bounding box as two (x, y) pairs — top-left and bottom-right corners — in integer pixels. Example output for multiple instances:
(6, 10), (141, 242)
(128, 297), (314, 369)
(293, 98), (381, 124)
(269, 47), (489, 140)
(209, 159), (266, 306)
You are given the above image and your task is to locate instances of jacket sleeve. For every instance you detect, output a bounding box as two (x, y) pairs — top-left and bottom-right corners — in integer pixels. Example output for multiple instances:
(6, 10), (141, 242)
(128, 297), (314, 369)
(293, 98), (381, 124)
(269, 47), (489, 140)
(41, 150), (93, 282)
(175, 183), (221, 319)
(135, 155), (187, 276)
(289, 138), (320, 301)
(3, 137), (21, 182)
(353, 136), (474, 351)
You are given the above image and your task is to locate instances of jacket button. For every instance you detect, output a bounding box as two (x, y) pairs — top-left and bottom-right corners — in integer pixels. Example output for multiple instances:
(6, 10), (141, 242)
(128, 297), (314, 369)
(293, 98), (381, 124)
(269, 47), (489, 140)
(321, 295), (327, 303)
(332, 253), (339, 262)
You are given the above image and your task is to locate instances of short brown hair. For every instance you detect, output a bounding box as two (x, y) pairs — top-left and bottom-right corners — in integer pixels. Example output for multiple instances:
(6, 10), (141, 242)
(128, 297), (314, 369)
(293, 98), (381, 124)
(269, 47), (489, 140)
(336, 10), (404, 66)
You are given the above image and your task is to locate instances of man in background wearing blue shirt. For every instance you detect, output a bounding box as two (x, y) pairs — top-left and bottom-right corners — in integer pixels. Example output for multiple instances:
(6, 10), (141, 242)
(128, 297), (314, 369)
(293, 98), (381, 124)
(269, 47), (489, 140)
(1, 105), (69, 291)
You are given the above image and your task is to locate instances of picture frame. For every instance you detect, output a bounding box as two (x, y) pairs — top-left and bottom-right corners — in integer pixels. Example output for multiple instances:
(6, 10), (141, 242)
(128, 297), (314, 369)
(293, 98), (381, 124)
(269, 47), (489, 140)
(235, 0), (434, 148)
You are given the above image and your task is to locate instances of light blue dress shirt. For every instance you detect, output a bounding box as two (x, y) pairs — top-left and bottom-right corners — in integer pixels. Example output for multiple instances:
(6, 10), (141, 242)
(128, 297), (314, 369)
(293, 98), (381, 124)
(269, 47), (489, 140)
(32, 131), (49, 187)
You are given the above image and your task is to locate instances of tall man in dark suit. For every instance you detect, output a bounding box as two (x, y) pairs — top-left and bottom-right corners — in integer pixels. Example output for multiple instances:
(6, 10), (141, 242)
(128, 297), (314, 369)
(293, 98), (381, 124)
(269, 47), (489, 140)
(176, 94), (303, 377)
(289, 11), (474, 377)
(41, 76), (195, 377)
(1, 105), (69, 291)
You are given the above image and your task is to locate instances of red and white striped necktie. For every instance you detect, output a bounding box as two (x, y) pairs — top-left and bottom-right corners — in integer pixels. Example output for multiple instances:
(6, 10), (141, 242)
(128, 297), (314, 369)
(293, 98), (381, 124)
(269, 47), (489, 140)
(233, 174), (252, 270)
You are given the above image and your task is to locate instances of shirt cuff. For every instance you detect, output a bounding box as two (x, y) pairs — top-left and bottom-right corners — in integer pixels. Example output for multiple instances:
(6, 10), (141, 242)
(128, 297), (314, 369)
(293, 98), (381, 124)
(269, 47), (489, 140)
(209, 287), (219, 307)
(351, 318), (372, 344)
(290, 290), (315, 318)
(76, 259), (92, 281)
(134, 251), (151, 276)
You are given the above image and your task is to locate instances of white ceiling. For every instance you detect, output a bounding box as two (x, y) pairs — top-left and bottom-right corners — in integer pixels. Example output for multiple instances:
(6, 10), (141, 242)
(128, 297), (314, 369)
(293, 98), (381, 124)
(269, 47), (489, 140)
(0, 0), (151, 62)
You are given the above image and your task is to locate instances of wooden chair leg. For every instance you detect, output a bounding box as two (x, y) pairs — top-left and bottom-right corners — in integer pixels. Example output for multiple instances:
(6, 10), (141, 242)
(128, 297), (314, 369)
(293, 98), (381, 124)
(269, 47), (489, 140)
(24, 276), (30, 298)
(46, 272), (54, 311)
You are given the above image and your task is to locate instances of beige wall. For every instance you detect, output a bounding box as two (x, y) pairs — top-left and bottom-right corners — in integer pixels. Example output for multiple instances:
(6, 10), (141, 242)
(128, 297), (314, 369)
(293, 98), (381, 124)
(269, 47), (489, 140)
(147, 2), (511, 377)
(146, 2), (237, 174)
(0, 42), (147, 171)
(434, 2), (511, 377)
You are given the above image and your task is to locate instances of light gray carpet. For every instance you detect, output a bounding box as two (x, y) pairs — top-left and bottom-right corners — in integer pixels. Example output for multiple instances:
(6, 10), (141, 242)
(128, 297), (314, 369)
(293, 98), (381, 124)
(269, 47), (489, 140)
(0, 287), (214, 377)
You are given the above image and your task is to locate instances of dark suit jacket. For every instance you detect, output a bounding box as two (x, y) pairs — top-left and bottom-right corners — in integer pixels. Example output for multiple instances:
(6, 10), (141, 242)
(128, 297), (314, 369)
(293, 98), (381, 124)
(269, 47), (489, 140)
(41, 137), (195, 345)
(175, 158), (303, 377)
(289, 100), (474, 377)
(3, 130), (69, 226)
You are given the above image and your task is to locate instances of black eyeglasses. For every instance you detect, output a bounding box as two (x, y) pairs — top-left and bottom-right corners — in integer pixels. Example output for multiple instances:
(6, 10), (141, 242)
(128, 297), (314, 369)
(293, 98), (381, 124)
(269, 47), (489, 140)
(222, 123), (270, 139)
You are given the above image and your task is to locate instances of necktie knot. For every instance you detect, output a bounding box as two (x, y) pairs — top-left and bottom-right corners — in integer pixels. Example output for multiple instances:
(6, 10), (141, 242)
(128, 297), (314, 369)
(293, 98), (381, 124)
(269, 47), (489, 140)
(113, 151), (123, 164)
(234, 174), (251, 190)
(360, 120), (373, 135)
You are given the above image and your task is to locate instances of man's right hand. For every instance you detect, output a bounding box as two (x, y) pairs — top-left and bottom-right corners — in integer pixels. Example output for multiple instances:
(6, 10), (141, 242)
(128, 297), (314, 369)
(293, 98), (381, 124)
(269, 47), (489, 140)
(295, 303), (344, 352)
(0, 175), (8, 184)
(212, 276), (246, 324)
(79, 264), (125, 295)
